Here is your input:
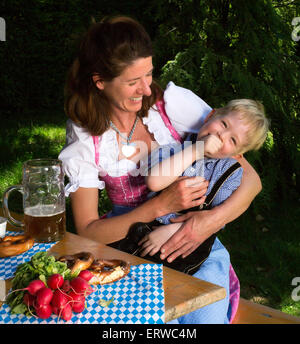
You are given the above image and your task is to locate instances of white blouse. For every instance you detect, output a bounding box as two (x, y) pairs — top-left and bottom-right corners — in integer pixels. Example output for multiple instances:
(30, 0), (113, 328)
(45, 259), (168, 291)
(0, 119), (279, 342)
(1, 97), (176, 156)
(58, 81), (212, 195)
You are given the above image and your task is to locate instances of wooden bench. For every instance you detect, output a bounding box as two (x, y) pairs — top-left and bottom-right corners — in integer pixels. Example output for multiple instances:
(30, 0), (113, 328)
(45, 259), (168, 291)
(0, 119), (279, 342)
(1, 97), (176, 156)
(232, 298), (300, 324)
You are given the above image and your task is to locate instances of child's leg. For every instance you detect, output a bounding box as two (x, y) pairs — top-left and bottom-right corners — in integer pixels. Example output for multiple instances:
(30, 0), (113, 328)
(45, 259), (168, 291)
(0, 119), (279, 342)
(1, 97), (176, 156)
(138, 222), (182, 257)
(168, 238), (230, 324)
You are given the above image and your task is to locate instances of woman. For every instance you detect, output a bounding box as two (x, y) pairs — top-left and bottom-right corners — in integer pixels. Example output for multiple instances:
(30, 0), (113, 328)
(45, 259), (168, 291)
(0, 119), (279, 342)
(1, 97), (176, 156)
(59, 16), (261, 323)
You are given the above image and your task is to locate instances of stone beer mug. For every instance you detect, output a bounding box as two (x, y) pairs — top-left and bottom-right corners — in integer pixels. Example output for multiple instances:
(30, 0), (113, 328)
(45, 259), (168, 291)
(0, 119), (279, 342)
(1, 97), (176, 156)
(3, 159), (66, 243)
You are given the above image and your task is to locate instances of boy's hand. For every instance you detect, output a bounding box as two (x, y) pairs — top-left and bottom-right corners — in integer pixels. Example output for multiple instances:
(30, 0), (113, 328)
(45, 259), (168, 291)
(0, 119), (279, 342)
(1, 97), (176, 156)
(138, 223), (181, 257)
(159, 210), (218, 262)
(203, 134), (223, 157)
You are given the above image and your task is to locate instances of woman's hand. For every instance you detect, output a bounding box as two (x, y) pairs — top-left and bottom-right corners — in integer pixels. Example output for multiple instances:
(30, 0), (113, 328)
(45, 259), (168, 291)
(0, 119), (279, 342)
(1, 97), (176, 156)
(156, 176), (208, 215)
(159, 210), (217, 262)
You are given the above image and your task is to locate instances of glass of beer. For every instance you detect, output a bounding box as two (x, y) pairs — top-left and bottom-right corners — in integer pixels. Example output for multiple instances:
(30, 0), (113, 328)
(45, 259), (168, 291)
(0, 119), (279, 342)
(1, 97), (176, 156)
(2, 159), (66, 243)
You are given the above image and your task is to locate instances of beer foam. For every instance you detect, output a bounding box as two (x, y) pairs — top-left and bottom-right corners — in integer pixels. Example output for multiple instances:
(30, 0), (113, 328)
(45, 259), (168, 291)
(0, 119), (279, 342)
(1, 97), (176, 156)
(0, 216), (7, 238)
(24, 205), (65, 217)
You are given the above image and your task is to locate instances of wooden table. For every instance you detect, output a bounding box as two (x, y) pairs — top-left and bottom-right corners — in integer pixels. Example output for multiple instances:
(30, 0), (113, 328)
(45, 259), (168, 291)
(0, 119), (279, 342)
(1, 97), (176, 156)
(0, 210), (226, 323)
(49, 232), (226, 322)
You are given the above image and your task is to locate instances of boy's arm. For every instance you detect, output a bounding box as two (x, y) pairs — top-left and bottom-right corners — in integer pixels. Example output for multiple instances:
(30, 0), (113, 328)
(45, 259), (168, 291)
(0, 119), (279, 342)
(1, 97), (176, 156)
(145, 143), (199, 192)
(145, 134), (222, 192)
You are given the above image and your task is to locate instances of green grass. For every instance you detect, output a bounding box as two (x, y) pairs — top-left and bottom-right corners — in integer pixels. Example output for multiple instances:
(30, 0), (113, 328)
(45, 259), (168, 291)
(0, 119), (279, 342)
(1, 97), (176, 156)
(219, 204), (300, 317)
(0, 111), (66, 192)
(1, 109), (299, 317)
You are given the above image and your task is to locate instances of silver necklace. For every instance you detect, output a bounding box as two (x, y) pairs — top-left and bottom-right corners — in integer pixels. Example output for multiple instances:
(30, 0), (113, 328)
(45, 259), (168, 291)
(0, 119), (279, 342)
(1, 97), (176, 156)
(109, 116), (139, 158)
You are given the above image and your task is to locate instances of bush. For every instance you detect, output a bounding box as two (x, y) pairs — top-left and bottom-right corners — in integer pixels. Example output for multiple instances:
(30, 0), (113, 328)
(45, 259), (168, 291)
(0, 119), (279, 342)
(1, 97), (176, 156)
(156, 0), (299, 213)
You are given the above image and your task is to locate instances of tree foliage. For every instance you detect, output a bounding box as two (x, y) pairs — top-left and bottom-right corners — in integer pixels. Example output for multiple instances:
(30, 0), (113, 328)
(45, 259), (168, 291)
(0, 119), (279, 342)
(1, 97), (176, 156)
(153, 0), (300, 210)
(0, 0), (299, 213)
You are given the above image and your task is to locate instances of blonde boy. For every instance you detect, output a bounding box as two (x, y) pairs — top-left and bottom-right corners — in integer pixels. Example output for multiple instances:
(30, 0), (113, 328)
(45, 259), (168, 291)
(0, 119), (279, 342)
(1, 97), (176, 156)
(137, 99), (269, 259)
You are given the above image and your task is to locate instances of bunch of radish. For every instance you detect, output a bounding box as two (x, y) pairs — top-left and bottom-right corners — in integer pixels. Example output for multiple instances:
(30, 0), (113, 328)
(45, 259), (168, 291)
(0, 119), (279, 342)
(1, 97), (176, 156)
(21, 270), (94, 321)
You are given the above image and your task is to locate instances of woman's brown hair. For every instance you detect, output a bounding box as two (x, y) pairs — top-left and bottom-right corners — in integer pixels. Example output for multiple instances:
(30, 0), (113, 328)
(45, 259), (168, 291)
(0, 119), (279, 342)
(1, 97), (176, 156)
(64, 16), (163, 136)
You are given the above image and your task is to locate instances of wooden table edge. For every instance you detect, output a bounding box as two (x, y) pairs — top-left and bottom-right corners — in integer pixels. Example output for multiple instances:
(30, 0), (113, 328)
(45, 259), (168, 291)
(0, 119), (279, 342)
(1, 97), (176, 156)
(1, 228), (226, 323)
(165, 284), (226, 322)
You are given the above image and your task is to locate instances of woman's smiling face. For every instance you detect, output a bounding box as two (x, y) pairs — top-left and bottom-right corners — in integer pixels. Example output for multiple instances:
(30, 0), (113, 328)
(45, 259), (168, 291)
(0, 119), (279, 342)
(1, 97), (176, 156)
(95, 56), (153, 115)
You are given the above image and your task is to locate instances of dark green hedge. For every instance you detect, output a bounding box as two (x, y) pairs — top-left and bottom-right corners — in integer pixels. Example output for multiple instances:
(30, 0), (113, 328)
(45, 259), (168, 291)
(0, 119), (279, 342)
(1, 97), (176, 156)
(0, 0), (299, 212)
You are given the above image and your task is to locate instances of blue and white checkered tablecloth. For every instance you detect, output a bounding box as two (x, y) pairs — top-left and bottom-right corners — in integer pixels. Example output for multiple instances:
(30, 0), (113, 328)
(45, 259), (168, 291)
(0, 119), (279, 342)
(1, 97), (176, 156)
(0, 264), (164, 324)
(0, 231), (57, 280)
(0, 231), (165, 324)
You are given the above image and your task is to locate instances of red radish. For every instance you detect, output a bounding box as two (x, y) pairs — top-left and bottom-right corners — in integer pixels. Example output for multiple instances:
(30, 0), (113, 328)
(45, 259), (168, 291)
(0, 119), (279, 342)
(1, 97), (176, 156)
(70, 277), (93, 296)
(23, 293), (35, 307)
(78, 270), (93, 282)
(51, 289), (68, 308)
(67, 291), (85, 313)
(35, 303), (52, 319)
(26, 279), (45, 295)
(51, 305), (60, 316)
(61, 279), (71, 292)
(61, 303), (72, 321)
(47, 274), (64, 289)
(71, 299), (85, 313)
(6, 279), (45, 300)
(36, 287), (53, 305)
(67, 290), (85, 302)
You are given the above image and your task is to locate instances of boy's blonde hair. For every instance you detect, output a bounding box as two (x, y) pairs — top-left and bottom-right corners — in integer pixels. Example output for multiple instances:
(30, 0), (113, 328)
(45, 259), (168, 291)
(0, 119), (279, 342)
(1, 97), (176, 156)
(213, 99), (269, 154)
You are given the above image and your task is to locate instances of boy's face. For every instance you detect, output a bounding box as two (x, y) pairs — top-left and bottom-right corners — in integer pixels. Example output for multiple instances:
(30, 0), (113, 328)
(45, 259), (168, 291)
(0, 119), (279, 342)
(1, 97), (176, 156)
(197, 111), (249, 158)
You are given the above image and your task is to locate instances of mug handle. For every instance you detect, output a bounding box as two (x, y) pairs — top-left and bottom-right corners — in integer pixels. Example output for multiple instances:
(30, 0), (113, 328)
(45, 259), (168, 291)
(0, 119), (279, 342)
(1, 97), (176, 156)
(2, 185), (24, 227)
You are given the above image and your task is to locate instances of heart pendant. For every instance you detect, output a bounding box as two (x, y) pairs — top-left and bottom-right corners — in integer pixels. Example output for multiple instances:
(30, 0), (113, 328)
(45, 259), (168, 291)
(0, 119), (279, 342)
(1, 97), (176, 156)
(122, 144), (136, 158)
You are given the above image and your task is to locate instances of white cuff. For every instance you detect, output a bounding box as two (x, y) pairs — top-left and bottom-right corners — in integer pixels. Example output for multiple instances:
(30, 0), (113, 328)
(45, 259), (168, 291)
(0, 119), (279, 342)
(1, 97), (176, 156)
(64, 179), (105, 197)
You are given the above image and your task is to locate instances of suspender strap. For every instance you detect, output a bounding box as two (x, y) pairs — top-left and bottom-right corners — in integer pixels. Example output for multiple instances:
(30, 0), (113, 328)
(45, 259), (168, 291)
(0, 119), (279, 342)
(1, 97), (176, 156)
(201, 161), (241, 209)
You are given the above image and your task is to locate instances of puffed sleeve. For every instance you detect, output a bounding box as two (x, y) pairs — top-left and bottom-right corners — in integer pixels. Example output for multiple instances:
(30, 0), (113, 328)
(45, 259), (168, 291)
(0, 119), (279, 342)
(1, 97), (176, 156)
(58, 120), (105, 196)
(164, 81), (212, 136)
